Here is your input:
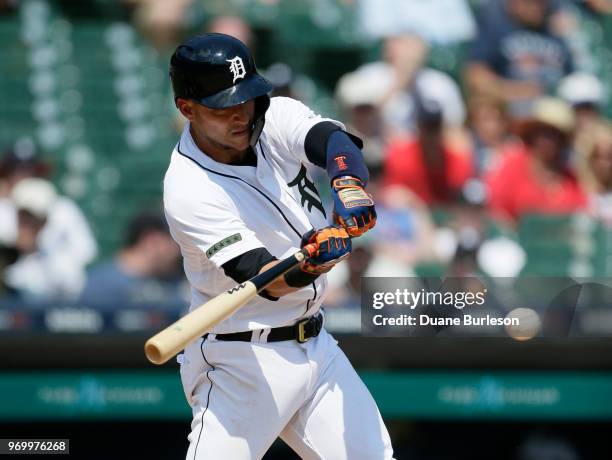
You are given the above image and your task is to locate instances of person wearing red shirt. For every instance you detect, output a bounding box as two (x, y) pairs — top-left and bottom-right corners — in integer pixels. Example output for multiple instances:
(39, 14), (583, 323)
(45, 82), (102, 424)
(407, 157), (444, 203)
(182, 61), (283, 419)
(486, 97), (587, 223)
(384, 97), (473, 205)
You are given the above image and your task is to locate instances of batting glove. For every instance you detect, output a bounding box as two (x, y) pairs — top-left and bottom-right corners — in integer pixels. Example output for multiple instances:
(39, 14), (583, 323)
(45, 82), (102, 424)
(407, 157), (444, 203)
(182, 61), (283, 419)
(301, 226), (352, 274)
(332, 176), (376, 237)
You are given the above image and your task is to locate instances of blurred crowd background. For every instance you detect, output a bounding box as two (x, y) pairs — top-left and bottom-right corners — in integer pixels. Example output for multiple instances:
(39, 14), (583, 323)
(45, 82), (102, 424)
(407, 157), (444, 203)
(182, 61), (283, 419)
(1, 0), (612, 459)
(1, 0), (612, 309)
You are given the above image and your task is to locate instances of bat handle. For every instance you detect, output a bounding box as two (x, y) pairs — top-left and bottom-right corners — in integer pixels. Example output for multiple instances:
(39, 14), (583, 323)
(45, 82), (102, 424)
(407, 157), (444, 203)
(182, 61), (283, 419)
(250, 244), (317, 292)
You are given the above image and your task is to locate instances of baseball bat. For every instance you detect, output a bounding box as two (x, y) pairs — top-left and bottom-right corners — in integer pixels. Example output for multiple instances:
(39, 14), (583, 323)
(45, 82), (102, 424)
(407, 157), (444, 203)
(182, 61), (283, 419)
(144, 243), (318, 365)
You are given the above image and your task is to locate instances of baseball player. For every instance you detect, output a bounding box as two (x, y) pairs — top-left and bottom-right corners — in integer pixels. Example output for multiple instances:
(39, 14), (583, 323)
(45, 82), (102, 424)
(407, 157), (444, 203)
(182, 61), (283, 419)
(164, 33), (394, 459)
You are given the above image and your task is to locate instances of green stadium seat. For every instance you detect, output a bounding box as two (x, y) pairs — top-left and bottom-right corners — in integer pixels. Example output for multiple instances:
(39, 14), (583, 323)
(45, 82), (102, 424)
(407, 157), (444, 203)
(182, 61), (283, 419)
(518, 214), (600, 277)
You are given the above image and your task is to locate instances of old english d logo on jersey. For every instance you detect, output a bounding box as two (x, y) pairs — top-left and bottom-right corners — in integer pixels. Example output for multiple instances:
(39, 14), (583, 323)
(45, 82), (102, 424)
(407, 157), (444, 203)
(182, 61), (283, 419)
(226, 56), (246, 83)
(287, 165), (326, 218)
(206, 233), (242, 258)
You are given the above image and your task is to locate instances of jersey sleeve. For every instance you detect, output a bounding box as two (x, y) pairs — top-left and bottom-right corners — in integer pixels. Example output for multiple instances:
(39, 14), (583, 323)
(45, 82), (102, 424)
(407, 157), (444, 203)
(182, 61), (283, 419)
(265, 96), (345, 166)
(164, 190), (265, 269)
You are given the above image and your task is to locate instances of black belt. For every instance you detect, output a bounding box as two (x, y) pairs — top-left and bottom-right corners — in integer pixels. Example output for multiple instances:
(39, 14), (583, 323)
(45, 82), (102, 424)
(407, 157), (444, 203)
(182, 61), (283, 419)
(204, 314), (323, 344)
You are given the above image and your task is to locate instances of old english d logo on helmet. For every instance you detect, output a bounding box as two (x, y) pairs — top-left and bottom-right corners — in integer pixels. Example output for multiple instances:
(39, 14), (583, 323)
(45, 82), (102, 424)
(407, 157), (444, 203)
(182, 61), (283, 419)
(169, 33), (272, 109)
(226, 56), (246, 83)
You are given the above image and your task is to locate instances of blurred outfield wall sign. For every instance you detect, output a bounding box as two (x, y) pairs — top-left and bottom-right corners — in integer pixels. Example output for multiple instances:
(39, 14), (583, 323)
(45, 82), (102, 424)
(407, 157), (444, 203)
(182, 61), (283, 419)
(1, 371), (612, 420)
(365, 371), (612, 419)
(0, 372), (188, 420)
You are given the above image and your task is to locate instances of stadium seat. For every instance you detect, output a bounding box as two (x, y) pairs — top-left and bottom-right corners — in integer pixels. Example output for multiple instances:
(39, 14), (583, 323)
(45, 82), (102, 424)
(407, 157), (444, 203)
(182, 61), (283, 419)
(518, 214), (599, 277)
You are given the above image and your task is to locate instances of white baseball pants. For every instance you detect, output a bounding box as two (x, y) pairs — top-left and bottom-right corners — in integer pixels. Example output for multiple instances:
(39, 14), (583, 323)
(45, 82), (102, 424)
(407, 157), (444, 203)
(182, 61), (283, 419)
(179, 328), (394, 459)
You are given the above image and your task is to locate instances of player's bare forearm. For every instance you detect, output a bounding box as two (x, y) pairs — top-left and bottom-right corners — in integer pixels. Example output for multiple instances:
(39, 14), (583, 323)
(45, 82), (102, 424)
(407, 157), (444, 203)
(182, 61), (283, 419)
(259, 260), (301, 297)
(259, 259), (329, 297)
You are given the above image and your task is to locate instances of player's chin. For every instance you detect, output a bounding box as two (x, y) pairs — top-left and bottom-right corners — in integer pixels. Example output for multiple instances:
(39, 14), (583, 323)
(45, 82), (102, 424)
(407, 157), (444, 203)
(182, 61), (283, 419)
(230, 130), (251, 149)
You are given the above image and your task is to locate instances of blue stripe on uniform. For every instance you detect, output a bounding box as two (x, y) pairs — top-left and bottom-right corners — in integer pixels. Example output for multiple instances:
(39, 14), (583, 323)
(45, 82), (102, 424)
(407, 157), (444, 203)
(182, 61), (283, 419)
(193, 337), (215, 460)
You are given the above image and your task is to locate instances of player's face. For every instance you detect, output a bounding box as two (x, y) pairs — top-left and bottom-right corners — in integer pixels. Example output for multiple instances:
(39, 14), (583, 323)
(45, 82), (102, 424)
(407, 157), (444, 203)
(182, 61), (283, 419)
(180, 99), (255, 157)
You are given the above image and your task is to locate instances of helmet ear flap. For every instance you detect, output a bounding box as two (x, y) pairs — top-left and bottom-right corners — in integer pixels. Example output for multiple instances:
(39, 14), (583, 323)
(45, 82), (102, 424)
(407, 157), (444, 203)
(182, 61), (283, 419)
(250, 94), (271, 147)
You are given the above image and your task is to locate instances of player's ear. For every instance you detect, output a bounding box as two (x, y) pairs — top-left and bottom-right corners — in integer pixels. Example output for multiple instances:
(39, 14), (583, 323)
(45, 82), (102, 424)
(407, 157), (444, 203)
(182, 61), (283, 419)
(176, 98), (195, 121)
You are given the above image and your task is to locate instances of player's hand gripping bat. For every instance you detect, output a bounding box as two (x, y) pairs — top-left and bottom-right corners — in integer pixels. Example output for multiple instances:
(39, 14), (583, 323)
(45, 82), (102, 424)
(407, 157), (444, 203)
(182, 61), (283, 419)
(145, 243), (318, 365)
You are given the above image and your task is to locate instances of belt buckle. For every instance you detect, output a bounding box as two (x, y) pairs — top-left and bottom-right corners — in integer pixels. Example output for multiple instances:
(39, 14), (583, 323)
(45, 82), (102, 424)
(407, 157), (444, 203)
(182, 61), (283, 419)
(296, 318), (310, 343)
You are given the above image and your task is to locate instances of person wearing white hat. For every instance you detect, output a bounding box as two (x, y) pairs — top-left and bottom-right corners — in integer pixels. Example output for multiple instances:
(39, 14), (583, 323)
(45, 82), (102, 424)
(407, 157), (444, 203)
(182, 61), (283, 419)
(3, 177), (96, 301)
(558, 72), (605, 109)
(335, 66), (391, 175)
(0, 144), (98, 289)
(11, 177), (57, 221)
(558, 72), (611, 156)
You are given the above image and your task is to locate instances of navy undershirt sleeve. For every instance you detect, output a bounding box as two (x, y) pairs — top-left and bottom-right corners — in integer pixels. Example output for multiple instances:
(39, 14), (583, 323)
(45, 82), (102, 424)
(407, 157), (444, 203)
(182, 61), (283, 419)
(222, 247), (279, 301)
(304, 121), (368, 183)
(325, 130), (369, 184)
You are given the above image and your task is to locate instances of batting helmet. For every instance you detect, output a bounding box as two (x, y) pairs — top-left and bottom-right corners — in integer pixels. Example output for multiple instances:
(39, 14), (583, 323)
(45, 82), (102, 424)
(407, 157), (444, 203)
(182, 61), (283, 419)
(169, 33), (273, 109)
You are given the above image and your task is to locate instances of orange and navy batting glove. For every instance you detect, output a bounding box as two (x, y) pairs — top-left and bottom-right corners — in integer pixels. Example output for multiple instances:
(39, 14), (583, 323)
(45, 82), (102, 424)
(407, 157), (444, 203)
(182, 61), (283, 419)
(300, 226), (352, 274)
(331, 176), (376, 237)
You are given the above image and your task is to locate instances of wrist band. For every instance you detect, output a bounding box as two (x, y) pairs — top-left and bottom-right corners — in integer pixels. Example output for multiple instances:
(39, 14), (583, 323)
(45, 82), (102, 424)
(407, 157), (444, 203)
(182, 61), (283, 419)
(284, 265), (321, 287)
(326, 131), (369, 184)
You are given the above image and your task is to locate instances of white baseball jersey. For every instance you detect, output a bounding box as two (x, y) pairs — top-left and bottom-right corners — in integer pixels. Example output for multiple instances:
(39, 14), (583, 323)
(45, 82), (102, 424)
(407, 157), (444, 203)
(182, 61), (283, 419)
(166, 96), (394, 460)
(164, 96), (341, 333)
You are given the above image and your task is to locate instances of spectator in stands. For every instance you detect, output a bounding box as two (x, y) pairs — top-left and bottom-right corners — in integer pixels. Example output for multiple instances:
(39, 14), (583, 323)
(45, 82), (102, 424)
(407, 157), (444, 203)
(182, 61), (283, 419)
(558, 72), (611, 178)
(465, 0), (574, 117)
(558, 72), (609, 134)
(358, 0), (476, 45)
(3, 178), (94, 301)
(335, 65), (389, 176)
(383, 93), (473, 206)
(443, 180), (491, 277)
(207, 15), (253, 48)
(0, 144), (97, 300)
(366, 185), (438, 276)
(466, 95), (515, 176)
(0, 142), (52, 246)
(576, 124), (612, 226)
(550, 1), (612, 75)
(80, 212), (187, 308)
(373, 33), (468, 140)
(486, 97), (587, 223)
(128, 0), (193, 51)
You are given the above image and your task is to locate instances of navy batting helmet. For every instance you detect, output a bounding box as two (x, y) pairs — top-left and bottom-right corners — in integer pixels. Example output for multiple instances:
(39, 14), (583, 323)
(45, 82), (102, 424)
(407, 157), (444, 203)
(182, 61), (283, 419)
(170, 33), (273, 109)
